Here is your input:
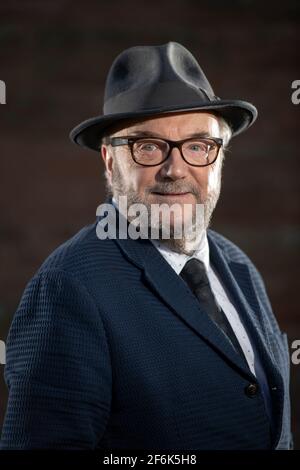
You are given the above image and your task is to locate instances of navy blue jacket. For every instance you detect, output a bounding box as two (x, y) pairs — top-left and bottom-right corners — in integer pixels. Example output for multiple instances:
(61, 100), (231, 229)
(0, 209), (292, 449)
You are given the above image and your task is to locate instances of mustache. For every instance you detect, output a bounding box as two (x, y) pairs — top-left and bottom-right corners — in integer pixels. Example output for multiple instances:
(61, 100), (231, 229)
(146, 182), (200, 197)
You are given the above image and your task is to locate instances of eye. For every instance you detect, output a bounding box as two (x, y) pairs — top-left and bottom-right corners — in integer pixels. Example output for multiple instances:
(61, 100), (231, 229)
(186, 140), (216, 153)
(140, 143), (158, 151)
(187, 142), (208, 153)
(136, 140), (161, 152)
(189, 144), (203, 151)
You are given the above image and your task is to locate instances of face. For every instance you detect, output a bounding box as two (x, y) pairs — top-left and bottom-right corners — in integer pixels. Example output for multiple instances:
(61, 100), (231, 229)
(101, 111), (224, 253)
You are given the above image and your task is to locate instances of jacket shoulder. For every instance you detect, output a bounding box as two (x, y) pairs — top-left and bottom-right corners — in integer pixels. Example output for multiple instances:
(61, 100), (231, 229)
(208, 228), (282, 333)
(36, 220), (116, 282)
(208, 228), (254, 265)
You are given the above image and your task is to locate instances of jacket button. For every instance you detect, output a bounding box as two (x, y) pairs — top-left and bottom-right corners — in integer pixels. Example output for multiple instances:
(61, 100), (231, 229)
(245, 383), (259, 397)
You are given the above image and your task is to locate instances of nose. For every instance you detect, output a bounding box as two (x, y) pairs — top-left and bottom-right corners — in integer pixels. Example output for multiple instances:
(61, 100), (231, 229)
(158, 147), (188, 180)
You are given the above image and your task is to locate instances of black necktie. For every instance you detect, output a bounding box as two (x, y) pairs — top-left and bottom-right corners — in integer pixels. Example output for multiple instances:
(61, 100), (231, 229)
(180, 258), (246, 359)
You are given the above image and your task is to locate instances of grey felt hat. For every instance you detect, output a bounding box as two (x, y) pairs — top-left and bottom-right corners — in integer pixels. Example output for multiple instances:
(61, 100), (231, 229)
(70, 41), (257, 151)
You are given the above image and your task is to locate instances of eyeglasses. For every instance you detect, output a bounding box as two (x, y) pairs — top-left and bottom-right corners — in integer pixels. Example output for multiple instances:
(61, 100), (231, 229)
(107, 135), (223, 167)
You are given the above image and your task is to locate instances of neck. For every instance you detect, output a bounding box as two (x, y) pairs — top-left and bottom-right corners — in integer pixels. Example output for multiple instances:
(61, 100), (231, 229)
(155, 227), (207, 255)
(111, 195), (208, 254)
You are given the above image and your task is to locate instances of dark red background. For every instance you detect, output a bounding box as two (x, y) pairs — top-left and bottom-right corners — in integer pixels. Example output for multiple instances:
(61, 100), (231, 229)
(0, 0), (299, 448)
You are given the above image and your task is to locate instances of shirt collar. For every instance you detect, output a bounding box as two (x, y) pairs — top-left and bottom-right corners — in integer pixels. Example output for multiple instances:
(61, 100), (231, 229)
(151, 231), (210, 275)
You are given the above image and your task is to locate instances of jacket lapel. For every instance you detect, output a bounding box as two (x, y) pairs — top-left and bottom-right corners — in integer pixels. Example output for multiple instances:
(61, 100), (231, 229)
(207, 232), (283, 376)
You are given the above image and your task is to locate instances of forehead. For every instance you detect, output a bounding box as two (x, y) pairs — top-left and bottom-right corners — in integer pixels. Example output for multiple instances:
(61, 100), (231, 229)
(110, 111), (221, 137)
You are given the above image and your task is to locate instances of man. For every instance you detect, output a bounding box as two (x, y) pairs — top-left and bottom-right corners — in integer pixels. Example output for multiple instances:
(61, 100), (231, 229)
(0, 42), (292, 450)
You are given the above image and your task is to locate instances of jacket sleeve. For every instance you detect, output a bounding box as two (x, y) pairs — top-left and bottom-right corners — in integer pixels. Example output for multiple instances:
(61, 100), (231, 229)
(0, 269), (112, 449)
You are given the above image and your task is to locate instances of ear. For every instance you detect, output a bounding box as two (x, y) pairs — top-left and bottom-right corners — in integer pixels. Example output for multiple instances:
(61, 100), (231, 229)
(100, 144), (113, 182)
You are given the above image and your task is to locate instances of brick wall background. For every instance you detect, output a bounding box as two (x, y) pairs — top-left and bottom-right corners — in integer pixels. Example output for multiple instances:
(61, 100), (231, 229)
(0, 0), (299, 448)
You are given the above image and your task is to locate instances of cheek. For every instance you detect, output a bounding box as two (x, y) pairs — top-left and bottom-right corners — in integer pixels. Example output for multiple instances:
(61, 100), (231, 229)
(207, 162), (221, 193)
(192, 169), (209, 196)
(133, 168), (157, 192)
(114, 157), (135, 185)
(192, 163), (220, 196)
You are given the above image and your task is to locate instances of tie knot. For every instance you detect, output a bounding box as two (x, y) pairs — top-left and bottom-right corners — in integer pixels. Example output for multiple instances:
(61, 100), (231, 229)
(180, 258), (209, 293)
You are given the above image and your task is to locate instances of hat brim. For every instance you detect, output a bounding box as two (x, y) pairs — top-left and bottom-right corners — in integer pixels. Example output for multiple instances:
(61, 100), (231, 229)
(69, 100), (257, 152)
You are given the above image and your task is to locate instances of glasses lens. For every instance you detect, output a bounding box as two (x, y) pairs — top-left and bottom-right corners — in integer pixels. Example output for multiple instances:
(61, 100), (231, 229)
(182, 139), (218, 165)
(133, 139), (168, 165)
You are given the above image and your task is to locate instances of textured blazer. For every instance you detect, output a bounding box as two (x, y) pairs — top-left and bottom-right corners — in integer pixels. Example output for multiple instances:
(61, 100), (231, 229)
(0, 207), (292, 449)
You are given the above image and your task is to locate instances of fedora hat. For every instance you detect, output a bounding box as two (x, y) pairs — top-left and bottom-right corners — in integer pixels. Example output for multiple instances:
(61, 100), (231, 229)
(70, 41), (257, 151)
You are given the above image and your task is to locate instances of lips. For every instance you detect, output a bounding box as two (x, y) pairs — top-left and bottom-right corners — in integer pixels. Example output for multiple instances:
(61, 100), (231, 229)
(152, 192), (190, 196)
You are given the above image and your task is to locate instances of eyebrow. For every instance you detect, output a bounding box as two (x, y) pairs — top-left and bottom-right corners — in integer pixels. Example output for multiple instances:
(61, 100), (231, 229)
(128, 130), (212, 139)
